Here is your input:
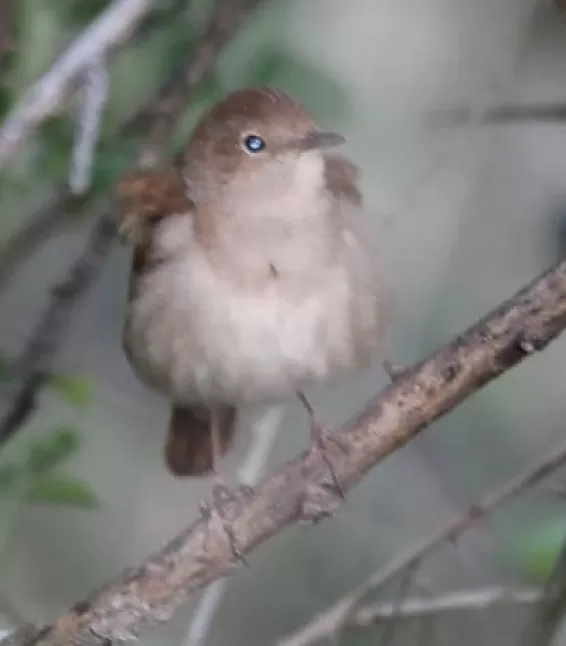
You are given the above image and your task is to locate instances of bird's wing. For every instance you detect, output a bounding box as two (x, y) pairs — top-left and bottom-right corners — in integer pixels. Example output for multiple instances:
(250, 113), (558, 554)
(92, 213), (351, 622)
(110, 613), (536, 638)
(115, 168), (193, 299)
(115, 168), (191, 245)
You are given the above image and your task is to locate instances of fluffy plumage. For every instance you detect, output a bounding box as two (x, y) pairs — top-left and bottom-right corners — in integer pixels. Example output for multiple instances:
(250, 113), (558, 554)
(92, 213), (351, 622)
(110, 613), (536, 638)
(118, 86), (386, 475)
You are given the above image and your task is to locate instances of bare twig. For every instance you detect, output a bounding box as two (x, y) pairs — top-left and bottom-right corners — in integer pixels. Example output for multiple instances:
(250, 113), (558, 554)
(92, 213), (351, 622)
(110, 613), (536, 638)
(379, 564), (417, 646)
(0, 190), (90, 291)
(349, 586), (540, 627)
(69, 57), (109, 195)
(184, 407), (284, 646)
(0, 0), (153, 168)
(1, 259), (566, 646)
(430, 103), (566, 128)
(278, 431), (566, 646)
(0, 214), (115, 445)
(0, 0), (265, 442)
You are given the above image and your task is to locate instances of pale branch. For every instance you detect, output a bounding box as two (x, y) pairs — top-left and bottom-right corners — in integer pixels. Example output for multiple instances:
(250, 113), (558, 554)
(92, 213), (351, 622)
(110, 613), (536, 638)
(183, 406), (284, 646)
(69, 57), (109, 195)
(1, 260), (566, 646)
(0, 0), (153, 168)
(348, 586), (541, 627)
(0, 0), (265, 442)
(278, 437), (566, 646)
(0, 0), (266, 289)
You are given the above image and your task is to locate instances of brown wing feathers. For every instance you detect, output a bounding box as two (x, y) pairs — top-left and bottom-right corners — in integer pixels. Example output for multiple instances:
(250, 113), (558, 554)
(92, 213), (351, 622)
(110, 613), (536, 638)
(118, 169), (238, 477)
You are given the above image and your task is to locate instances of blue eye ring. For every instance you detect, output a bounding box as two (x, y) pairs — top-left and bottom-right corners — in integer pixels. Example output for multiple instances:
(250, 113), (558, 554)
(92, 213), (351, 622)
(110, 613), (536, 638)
(243, 134), (266, 154)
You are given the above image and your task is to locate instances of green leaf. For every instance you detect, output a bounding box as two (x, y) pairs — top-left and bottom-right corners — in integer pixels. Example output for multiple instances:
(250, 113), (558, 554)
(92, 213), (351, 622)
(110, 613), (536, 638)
(48, 373), (95, 409)
(26, 476), (99, 509)
(508, 517), (566, 581)
(25, 427), (81, 476)
(247, 49), (349, 121)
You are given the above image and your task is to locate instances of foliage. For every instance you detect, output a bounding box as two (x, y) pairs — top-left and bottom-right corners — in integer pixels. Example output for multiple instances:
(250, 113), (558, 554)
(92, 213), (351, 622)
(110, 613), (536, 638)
(509, 516), (566, 581)
(0, 354), (98, 509)
(0, 427), (99, 509)
(48, 373), (95, 409)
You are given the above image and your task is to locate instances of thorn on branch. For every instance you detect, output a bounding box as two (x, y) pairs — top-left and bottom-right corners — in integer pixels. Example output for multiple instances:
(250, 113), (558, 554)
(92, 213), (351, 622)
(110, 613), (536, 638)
(382, 359), (408, 382)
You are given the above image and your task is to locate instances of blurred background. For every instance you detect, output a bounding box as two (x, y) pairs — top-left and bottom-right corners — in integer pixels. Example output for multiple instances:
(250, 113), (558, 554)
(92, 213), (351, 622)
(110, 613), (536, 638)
(2, 0), (566, 644)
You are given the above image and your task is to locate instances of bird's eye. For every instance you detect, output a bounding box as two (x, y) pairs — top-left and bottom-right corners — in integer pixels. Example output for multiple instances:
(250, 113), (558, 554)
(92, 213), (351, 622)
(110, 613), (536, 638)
(243, 134), (266, 154)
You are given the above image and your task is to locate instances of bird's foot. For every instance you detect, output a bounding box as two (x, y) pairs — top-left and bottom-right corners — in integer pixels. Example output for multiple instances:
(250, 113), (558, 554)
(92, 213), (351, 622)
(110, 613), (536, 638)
(299, 417), (349, 524)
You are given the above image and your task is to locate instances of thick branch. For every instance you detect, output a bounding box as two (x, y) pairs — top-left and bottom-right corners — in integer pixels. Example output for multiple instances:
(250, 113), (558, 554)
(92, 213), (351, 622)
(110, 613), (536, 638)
(0, 0), (153, 168)
(0, 0), (265, 443)
(3, 260), (566, 646)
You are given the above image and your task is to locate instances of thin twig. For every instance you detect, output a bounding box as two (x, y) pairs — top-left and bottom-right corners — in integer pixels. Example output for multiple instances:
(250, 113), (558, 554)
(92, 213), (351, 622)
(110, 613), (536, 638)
(2, 258), (566, 646)
(380, 564), (417, 646)
(0, 0), (153, 168)
(0, 190), (89, 291)
(277, 432), (566, 646)
(349, 586), (540, 627)
(0, 0), (265, 443)
(184, 407), (284, 646)
(429, 103), (566, 128)
(0, 214), (115, 445)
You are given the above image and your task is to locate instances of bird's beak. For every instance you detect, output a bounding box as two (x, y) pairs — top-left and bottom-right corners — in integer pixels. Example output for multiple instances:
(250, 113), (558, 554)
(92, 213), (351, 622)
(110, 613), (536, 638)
(298, 130), (346, 150)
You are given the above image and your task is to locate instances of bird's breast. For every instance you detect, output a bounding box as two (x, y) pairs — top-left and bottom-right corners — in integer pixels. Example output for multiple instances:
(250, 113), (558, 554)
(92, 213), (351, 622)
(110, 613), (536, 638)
(124, 212), (382, 405)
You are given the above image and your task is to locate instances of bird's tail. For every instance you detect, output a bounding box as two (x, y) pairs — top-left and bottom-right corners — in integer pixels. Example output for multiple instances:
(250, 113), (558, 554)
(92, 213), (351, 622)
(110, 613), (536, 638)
(164, 404), (237, 476)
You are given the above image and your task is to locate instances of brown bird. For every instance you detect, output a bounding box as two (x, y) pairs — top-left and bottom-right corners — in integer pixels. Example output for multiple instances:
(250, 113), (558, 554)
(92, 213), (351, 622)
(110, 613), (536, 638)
(117, 86), (386, 486)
